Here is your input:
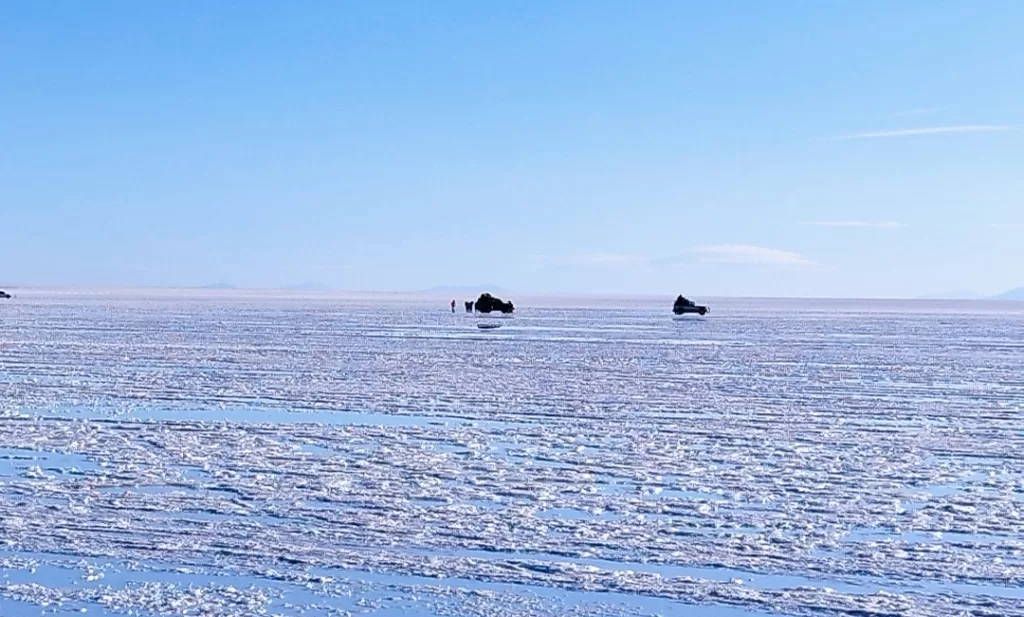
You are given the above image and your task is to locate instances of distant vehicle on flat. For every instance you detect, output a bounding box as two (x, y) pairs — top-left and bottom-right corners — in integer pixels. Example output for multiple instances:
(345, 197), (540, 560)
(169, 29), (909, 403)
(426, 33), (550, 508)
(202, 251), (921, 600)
(0, 290), (11, 299)
(673, 295), (708, 316)
(471, 292), (514, 330)
(473, 292), (514, 314)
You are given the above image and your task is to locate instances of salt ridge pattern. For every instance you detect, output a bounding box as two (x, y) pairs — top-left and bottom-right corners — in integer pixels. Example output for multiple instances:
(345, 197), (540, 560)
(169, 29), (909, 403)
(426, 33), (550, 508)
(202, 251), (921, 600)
(1, 290), (1022, 616)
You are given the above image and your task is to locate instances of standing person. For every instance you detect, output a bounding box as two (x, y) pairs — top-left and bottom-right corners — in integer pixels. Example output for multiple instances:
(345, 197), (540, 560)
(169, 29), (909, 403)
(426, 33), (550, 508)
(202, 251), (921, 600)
(451, 299), (456, 313)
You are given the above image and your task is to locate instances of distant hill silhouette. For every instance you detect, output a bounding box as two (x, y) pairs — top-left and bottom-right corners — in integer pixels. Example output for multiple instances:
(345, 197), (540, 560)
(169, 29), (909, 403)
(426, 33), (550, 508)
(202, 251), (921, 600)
(993, 287), (1024, 301)
(917, 288), (1024, 301)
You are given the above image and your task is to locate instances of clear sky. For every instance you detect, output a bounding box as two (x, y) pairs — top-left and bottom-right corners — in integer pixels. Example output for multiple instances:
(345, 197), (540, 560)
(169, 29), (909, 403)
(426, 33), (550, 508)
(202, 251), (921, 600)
(2, 1), (1021, 298)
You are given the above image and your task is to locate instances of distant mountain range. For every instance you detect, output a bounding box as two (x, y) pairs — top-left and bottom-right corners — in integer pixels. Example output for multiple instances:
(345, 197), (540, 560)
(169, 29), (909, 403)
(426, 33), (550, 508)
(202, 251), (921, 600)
(920, 287), (1024, 301)
(196, 282), (334, 291)
(190, 283), (1021, 300)
(993, 287), (1024, 301)
(197, 283), (505, 293)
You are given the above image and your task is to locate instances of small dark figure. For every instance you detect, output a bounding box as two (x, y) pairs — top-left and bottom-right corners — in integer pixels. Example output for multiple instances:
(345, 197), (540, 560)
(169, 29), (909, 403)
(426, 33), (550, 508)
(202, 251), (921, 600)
(464, 301), (474, 313)
(451, 299), (456, 313)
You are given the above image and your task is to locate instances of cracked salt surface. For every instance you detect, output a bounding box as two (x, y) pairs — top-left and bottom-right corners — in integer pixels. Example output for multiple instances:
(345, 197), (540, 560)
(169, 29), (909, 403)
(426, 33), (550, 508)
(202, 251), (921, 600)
(1, 290), (1023, 616)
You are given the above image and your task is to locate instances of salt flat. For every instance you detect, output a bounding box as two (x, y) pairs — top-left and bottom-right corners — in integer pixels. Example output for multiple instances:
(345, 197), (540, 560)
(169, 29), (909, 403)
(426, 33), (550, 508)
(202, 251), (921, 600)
(1, 289), (1022, 616)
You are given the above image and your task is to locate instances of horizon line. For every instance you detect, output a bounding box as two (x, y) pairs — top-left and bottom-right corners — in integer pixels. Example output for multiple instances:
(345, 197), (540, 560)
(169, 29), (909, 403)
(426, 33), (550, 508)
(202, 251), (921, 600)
(1, 283), (1018, 302)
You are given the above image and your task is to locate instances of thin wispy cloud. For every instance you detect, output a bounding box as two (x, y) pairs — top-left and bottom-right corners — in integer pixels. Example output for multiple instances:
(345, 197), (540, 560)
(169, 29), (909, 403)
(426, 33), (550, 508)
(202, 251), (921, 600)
(539, 245), (823, 271)
(827, 125), (1015, 140)
(685, 245), (820, 268)
(801, 221), (906, 229)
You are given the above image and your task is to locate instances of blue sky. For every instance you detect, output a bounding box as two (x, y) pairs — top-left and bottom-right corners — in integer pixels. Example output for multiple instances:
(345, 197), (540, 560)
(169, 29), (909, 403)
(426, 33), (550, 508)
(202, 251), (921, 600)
(2, 1), (1021, 297)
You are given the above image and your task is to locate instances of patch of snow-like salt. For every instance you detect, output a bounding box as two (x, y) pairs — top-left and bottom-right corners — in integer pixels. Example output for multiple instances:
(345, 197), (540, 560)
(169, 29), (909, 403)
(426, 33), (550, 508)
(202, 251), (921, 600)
(1, 292), (1023, 616)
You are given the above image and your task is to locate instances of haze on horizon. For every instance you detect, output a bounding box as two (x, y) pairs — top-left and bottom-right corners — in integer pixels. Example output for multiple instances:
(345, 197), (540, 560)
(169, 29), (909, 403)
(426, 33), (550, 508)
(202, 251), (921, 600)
(2, 2), (1022, 298)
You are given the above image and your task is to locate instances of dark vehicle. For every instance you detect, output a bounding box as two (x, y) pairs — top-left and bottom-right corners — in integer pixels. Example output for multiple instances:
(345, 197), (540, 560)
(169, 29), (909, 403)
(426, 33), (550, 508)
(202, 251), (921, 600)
(673, 295), (708, 316)
(0, 290), (11, 299)
(474, 292), (514, 314)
